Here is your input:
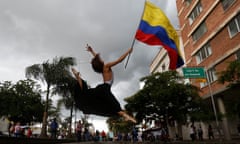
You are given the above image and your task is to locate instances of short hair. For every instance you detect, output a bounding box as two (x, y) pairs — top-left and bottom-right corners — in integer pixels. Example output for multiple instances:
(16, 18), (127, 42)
(91, 54), (104, 73)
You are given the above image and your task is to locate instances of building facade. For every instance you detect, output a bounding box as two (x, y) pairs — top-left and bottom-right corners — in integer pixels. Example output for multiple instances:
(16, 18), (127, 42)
(176, 0), (240, 140)
(150, 31), (185, 74)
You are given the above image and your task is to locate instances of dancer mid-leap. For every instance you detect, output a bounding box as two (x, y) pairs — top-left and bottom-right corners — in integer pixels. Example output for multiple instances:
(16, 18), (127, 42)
(72, 45), (136, 123)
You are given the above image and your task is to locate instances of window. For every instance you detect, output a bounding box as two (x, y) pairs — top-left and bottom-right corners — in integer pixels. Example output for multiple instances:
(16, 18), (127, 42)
(221, 0), (236, 11)
(196, 43), (212, 64)
(207, 68), (217, 83)
(237, 50), (240, 60)
(200, 68), (217, 88)
(192, 22), (207, 41)
(188, 2), (203, 25)
(185, 0), (192, 7)
(228, 13), (240, 37)
(162, 64), (166, 71)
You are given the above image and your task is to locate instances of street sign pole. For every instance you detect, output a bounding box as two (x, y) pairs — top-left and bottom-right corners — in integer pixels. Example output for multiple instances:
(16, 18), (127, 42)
(183, 67), (221, 138)
(205, 69), (221, 139)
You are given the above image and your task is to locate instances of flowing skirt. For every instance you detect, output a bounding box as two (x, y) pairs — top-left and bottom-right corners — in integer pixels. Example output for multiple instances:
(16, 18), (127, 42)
(74, 80), (122, 117)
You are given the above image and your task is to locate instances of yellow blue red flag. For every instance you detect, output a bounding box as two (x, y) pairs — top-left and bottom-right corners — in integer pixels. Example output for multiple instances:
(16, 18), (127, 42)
(135, 1), (184, 70)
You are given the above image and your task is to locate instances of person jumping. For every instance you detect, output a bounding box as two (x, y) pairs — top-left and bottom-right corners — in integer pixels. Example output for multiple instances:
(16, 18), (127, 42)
(72, 44), (136, 123)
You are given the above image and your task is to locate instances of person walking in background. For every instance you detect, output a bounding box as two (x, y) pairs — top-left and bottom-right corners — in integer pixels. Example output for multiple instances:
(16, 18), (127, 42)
(197, 125), (203, 140)
(27, 127), (32, 138)
(108, 130), (114, 141)
(101, 130), (106, 141)
(76, 120), (82, 141)
(237, 123), (240, 136)
(50, 118), (58, 139)
(132, 127), (138, 142)
(189, 125), (196, 141)
(83, 127), (90, 141)
(208, 124), (214, 140)
(14, 122), (22, 137)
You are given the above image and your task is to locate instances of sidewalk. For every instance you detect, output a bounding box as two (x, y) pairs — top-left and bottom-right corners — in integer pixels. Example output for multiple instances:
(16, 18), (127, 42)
(64, 139), (240, 144)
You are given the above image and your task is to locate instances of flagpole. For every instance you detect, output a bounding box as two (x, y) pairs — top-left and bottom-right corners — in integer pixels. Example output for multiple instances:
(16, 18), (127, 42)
(124, 39), (135, 68)
(125, 0), (147, 69)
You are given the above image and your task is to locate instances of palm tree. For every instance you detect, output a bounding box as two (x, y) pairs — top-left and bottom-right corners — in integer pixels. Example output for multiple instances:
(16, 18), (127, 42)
(53, 69), (76, 137)
(57, 94), (75, 137)
(25, 56), (76, 137)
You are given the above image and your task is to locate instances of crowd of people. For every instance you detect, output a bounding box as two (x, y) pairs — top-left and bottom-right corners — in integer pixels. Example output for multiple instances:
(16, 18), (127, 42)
(74, 121), (170, 142)
(7, 118), (59, 139)
(8, 122), (33, 138)
(189, 124), (214, 141)
(75, 120), (141, 142)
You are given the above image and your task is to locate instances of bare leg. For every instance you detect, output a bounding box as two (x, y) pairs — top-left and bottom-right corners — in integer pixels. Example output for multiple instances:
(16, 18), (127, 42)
(71, 68), (83, 90)
(118, 111), (136, 123)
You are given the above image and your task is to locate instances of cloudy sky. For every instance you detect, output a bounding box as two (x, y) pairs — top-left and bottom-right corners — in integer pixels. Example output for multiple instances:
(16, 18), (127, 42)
(0, 0), (179, 131)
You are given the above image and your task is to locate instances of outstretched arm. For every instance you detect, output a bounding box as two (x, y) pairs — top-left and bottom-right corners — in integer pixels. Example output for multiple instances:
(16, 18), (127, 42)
(105, 47), (133, 68)
(86, 44), (97, 57)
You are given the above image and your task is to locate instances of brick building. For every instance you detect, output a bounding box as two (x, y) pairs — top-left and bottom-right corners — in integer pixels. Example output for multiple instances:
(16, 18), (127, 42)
(176, 0), (240, 140)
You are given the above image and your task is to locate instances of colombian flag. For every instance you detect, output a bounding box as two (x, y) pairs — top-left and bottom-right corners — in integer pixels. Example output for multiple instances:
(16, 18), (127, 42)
(135, 1), (184, 70)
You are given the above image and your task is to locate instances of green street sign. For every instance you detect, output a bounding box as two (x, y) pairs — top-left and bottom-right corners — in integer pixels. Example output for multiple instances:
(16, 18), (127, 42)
(182, 67), (206, 78)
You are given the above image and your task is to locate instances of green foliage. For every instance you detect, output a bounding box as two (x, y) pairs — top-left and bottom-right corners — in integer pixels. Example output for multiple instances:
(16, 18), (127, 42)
(25, 56), (76, 137)
(0, 79), (44, 123)
(124, 71), (210, 125)
(217, 60), (240, 118)
(106, 115), (134, 134)
(218, 60), (240, 86)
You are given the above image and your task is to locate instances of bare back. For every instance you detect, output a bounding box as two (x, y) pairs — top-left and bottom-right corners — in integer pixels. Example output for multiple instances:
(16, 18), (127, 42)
(87, 46), (132, 83)
(103, 65), (113, 83)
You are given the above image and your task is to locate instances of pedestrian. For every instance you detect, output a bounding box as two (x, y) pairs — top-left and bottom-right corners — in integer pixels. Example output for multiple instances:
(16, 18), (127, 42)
(101, 130), (106, 141)
(189, 125), (196, 141)
(208, 124), (214, 139)
(76, 120), (82, 141)
(117, 132), (122, 141)
(14, 122), (22, 137)
(108, 130), (114, 141)
(197, 125), (203, 140)
(27, 127), (32, 138)
(132, 127), (138, 142)
(83, 127), (90, 141)
(237, 123), (240, 136)
(94, 130), (100, 141)
(50, 118), (58, 139)
(72, 44), (136, 123)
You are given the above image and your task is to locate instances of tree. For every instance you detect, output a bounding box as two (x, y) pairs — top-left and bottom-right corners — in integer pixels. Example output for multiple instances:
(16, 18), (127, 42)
(218, 60), (240, 118)
(53, 70), (76, 137)
(0, 79), (44, 123)
(57, 94), (75, 137)
(25, 56), (76, 137)
(106, 114), (134, 134)
(218, 60), (240, 85)
(124, 71), (208, 137)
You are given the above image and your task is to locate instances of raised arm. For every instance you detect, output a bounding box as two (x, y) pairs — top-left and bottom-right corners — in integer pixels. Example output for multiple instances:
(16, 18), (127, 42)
(105, 47), (133, 68)
(86, 44), (97, 57)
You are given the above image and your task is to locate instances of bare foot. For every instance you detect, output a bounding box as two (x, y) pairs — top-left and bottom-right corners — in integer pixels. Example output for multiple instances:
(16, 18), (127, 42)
(119, 111), (136, 123)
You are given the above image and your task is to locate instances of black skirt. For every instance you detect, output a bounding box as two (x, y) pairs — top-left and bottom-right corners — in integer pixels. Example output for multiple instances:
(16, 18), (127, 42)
(74, 80), (122, 117)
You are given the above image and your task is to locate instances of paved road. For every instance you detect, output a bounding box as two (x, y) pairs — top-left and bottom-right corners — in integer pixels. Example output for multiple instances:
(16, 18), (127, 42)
(1, 137), (239, 144)
(64, 140), (240, 144)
